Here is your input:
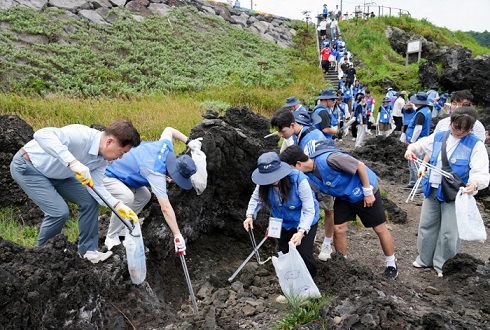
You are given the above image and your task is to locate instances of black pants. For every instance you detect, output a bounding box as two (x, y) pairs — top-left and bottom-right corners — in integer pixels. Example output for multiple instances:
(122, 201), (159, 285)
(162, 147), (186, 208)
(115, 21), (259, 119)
(278, 223), (318, 278)
(352, 121), (358, 138)
(321, 60), (329, 73)
(394, 116), (403, 131)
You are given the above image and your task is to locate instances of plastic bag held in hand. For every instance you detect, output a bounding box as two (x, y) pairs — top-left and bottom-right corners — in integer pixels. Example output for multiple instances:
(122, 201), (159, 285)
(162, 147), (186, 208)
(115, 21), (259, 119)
(69, 160), (93, 186)
(174, 234), (186, 255)
(189, 137), (208, 195)
(115, 202), (138, 223)
(187, 137), (202, 151)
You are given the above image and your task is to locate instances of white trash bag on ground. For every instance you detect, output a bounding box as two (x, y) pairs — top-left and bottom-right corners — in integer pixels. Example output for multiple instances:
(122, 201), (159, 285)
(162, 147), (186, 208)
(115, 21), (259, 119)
(123, 223), (147, 284)
(455, 188), (486, 242)
(272, 242), (321, 301)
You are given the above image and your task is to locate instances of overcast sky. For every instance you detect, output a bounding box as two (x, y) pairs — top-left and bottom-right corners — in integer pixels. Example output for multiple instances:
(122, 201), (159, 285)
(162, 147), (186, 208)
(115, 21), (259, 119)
(217, 0), (489, 32)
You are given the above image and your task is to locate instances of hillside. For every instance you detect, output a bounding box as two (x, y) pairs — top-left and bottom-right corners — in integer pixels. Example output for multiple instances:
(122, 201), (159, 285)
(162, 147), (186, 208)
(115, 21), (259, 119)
(0, 5), (307, 96)
(338, 15), (490, 96)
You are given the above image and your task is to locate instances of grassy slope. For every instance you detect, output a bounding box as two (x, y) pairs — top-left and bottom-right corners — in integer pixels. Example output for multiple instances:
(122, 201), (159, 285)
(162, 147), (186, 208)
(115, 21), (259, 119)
(0, 6), (317, 96)
(338, 15), (489, 98)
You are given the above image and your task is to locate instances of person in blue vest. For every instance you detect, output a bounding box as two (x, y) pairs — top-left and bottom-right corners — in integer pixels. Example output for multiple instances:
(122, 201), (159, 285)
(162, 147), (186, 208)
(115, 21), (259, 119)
(336, 90), (350, 141)
(313, 89), (341, 141)
(233, 0), (240, 8)
(400, 92), (416, 143)
(432, 93), (449, 117)
(377, 97), (393, 137)
(280, 144), (399, 280)
(243, 152), (320, 277)
(272, 108), (329, 155)
(404, 107), (489, 277)
(283, 96), (306, 112)
(426, 85), (439, 105)
(270, 108), (335, 261)
(103, 127), (199, 253)
(405, 92), (433, 191)
(322, 4), (329, 19)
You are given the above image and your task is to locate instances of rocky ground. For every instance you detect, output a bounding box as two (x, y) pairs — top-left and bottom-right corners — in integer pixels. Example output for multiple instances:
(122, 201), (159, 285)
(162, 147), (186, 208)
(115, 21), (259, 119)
(1, 109), (490, 329)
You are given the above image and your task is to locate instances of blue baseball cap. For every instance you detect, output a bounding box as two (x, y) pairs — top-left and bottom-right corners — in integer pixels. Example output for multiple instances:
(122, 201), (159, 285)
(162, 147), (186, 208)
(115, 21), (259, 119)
(166, 153), (197, 190)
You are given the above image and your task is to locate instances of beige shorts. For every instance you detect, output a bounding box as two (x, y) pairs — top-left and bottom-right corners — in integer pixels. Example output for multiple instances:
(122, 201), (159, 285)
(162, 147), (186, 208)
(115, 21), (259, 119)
(318, 192), (334, 211)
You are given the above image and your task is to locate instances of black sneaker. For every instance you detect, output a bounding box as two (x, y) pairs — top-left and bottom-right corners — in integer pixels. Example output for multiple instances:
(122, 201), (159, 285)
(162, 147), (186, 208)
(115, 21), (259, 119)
(383, 265), (398, 279)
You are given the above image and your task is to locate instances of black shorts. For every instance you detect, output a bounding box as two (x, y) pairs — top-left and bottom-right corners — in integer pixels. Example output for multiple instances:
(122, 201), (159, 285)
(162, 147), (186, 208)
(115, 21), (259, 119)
(333, 189), (386, 228)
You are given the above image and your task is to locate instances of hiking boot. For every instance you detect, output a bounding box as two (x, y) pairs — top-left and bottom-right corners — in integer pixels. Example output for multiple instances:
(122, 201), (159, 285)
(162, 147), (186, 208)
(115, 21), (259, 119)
(318, 243), (333, 261)
(383, 265), (398, 280)
(415, 188), (423, 194)
(403, 184), (415, 190)
(82, 250), (113, 264)
(104, 235), (121, 251)
(437, 272), (443, 278)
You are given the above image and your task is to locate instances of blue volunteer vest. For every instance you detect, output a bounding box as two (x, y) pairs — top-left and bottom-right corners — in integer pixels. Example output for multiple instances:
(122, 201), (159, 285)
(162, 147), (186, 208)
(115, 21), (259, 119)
(423, 131), (479, 201)
(308, 151), (378, 203)
(313, 104), (334, 140)
(269, 170), (320, 230)
(405, 106), (432, 142)
(297, 125), (328, 156)
(378, 105), (392, 124)
(106, 140), (172, 187)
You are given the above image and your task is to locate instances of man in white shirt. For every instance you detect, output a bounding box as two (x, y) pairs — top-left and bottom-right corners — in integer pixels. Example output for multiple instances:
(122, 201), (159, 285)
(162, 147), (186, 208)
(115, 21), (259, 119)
(10, 120), (141, 263)
(392, 91), (406, 132)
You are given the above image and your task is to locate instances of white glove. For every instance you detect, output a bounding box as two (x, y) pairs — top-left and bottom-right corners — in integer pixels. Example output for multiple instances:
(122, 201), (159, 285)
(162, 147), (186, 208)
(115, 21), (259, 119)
(187, 137), (203, 151)
(174, 234), (186, 255)
(69, 160), (92, 186)
(114, 201), (138, 223)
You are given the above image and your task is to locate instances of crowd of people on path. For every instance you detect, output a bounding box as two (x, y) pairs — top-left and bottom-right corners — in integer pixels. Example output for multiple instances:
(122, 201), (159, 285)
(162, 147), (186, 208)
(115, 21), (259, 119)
(9, 3), (489, 303)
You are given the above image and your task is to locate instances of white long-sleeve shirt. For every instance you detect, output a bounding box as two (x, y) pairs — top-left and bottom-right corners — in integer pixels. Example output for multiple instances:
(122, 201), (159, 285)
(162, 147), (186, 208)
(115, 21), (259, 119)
(245, 178), (316, 232)
(411, 132), (490, 190)
(23, 125), (118, 207)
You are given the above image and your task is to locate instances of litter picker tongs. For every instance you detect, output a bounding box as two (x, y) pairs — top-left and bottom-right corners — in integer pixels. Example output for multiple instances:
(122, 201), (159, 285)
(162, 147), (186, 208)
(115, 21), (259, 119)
(228, 230), (269, 283)
(405, 158), (454, 203)
(248, 229), (271, 265)
(89, 184), (140, 237)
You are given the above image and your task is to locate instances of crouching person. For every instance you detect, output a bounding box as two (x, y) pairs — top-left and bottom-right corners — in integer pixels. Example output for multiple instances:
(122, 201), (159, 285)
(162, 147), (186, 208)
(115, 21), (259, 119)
(10, 120), (141, 263)
(243, 152), (320, 278)
(104, 127), (199, 255)
(280, 144), (399, 279)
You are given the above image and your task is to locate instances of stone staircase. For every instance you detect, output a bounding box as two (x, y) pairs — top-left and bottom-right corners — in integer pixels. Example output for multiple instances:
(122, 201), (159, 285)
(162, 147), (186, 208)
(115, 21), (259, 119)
(318, 24), (340, 90)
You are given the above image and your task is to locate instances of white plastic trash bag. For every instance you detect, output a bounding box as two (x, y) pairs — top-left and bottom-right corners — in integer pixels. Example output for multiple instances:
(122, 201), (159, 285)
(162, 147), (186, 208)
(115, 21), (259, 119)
(123, 223), (147, 284)
(272, 242), (321, 301)
(190, 138), (207, 195)
(455, 188), (486, 242)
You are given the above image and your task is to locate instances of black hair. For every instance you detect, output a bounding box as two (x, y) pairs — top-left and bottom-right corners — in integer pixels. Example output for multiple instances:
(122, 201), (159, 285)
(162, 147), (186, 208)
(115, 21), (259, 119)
(270, 108), (294, 130)
(450, 106), (477, 131)
(258, 175), (291, 206)
(105, 120), (141, 147)
(451, 90), (473, 106)
(280, 145), (309, 165)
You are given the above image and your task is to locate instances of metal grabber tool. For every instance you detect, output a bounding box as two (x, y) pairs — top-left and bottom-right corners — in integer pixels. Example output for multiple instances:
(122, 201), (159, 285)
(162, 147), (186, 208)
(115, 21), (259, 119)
(88, 184), (140, 237)
(228, 230), (269, 283)
(176, 236), (199, 314)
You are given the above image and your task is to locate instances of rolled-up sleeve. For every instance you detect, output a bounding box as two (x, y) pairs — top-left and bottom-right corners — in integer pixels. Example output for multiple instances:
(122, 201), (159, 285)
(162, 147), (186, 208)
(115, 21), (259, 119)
(297, 178), (315, 232)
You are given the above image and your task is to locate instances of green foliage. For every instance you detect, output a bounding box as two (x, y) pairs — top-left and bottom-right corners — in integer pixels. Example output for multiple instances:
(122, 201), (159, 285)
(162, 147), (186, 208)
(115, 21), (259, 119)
(272, 294), (332, 330)
(338, 15), (490, 95)
(467, 30), (490, 48)
(0, 6), (307, 97)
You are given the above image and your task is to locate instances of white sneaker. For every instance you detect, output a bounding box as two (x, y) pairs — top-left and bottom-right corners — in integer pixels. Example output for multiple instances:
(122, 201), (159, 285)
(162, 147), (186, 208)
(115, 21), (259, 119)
(83, 250), (113, 264)
(104, 235), (121, 251)
(318, 243), (333, 261)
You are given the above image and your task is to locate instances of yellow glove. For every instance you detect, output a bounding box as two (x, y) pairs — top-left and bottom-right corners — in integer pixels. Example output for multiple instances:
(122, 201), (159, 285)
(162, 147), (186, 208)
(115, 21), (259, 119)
(69, 160), (93, 186)
(114, 201), (138, 223)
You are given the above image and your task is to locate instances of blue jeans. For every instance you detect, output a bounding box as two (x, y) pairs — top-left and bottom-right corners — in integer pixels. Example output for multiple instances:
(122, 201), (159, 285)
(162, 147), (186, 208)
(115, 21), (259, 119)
(415, 189), (459, 274)
(10, 153), (99, 255)
(331, 27), (337, 40)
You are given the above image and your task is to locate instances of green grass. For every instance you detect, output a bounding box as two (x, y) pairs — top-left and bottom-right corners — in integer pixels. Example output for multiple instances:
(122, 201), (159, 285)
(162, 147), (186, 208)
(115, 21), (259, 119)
(0, 207), (79, 246)
(272, 294), (332, 330)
